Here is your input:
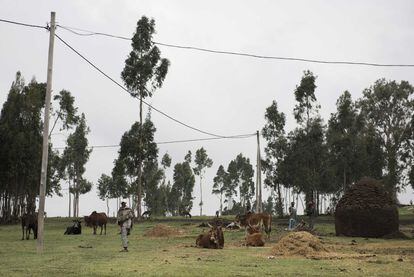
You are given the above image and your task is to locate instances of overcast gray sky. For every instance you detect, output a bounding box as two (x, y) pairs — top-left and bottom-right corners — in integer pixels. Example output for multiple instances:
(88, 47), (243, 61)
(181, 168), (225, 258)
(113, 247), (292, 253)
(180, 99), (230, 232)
(1, 0), (413, 217)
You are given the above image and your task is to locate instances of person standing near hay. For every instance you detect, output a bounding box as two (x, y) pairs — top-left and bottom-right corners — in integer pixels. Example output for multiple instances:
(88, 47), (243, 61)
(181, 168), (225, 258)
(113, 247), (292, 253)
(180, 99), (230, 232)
(306, 199), (316, 229)
(117, 201), (134, 252)
(288, 202), (297, 230)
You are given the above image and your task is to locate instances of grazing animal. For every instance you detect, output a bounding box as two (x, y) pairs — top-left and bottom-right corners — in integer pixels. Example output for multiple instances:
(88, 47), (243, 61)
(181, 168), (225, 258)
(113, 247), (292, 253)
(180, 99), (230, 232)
(142, 210), (151, 219)
(180, 211), (192, 218)
(196, 224), (224, 249)
(21, 213), (38, 240)
(235, 212), (272, 239)
(245, 224), (265, 246)
(84, 211), (108, 235)
(64, 220), (82, 235)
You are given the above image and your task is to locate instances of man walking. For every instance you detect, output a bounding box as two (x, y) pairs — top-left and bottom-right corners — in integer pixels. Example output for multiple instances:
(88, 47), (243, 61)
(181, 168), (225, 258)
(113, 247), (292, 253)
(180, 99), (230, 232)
(117, 201), (134, 252)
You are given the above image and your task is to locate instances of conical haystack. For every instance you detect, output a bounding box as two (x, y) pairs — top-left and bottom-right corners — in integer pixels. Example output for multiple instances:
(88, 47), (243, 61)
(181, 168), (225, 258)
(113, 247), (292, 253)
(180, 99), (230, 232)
(335, 177), (398, 238)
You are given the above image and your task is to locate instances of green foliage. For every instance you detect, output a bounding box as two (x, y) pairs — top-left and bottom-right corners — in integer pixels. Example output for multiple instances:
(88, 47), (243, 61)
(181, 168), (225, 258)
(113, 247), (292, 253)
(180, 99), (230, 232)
(263, 196), (274, 215)
(121, 16), (170, 99)
(61, 113), (92, 216)
(161, 152), (172, 169)
(0, 72), (67, 220)
(327, 91), (384, 191)
(262, 100), (286, 215)
(97, 174), (113, 201)
(293, 70), (319, 125)
(171, 154), (195, 214)
(226, 154), (254, 209)
(358, 79), (414, 194)
(212, 165), (227, 214)
(51, 90), (79, 132)
(193, 147), (213, 214)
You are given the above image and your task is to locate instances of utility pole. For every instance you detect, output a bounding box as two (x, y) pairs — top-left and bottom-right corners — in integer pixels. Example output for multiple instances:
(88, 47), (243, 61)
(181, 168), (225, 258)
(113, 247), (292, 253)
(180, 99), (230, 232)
(37, 11), (56, 253)
(256, 130), (263, 213)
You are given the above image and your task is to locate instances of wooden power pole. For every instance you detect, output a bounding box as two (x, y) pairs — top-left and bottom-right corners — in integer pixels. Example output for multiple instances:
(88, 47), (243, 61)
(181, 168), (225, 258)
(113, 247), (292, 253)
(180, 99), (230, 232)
(256, 130), (263, 212)
(37, 11), (56, 253)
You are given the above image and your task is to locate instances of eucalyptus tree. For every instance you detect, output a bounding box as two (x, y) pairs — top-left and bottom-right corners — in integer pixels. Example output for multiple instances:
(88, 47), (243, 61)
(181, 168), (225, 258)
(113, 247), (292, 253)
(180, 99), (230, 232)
(97, 174), (114, 215)
(159, 153), (172, 214)
(0, 72), (74, 221)
(121, 16), (170, 218)
(62, 113), (92, 217)
(280, 117), (328, 208)
(171, 153), (195, 215)
(212, 165), (227, 216)
(227, 154), (254, 211)
(326, 91), (384, 191)
(262, 100), (287, 216)
(358, 79), (414, 198)
(193, 147), (213, 216)
(289, 70), (325, 204)
(116, 116), (158, 216)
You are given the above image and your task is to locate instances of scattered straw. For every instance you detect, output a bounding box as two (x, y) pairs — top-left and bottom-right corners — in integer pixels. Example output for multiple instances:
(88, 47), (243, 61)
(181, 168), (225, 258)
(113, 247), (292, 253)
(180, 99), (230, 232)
(144, 224), (183, 237)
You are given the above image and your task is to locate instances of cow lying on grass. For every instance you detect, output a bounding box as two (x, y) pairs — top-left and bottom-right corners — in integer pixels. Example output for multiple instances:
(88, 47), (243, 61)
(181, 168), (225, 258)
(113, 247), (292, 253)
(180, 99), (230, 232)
(84, 211), (108, 235)
(64, 220), (82, 235)
(245, 224), (265, 247)
(236, 211), (272, 239)
(142, 210), (151, 219)
(196, 224), (224, 249)
(21, 213), (38, 240)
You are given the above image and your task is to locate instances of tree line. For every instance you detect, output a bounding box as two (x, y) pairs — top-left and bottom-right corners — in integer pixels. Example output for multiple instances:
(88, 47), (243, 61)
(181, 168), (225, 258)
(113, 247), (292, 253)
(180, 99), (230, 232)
(0, 72), (92, 222)
(1, 16), (413, 222)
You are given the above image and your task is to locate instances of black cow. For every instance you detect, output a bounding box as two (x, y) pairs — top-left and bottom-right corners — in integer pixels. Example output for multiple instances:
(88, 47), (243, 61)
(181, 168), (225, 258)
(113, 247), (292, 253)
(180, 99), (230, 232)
(64, 220), (82, 235)
(180, 211), (192, 218)
(142, 210), (151, 219)
(21, 213), (38, 240)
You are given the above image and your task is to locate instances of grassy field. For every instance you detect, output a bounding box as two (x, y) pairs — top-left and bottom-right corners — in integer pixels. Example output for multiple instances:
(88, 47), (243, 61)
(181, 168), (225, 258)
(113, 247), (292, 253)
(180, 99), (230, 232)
(0, 208), (413, 276)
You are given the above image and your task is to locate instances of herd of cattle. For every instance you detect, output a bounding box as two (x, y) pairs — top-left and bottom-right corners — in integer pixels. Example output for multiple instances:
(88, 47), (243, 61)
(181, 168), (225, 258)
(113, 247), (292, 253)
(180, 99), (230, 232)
(21, 211), (273, 249)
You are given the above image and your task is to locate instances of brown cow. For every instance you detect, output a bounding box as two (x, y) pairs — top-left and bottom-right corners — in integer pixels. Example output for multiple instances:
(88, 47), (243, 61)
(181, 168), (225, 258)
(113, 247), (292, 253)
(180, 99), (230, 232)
(84, 211), (108, 235)
(235, 212), (272, 239)
(21, 213), (38, 240)
(245, 224), (265, 247)
(196, 224), (224, 249)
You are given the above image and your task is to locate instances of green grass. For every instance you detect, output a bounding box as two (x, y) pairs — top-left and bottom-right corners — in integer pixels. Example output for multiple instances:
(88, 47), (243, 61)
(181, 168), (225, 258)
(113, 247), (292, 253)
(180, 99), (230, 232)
(0, 212), (413, 276)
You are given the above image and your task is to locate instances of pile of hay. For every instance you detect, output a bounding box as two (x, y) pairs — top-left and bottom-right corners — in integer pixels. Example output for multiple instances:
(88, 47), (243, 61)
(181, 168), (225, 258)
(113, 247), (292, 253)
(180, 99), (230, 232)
(271, 231), (328, 257)
(144, 224), (182, 237)
(335, 177), (399, 238)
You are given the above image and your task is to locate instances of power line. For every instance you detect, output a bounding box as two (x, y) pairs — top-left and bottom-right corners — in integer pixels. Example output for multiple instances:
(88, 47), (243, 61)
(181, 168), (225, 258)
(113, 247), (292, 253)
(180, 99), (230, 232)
(2, 19), (414, 67)
(0, 18), (47, 30)
(52, 133), (256, 150)
(0, 18), (256, 139)
(57, 24), (414, 68)
(54, 33), (239, 138)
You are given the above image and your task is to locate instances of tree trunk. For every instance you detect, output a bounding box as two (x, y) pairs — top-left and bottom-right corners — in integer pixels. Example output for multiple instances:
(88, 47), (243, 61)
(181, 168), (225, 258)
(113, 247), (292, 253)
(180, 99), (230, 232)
(106, 198), (109, 215)
(68, 180), (71, 218)
(137, 95), (143, 219)
(276, 184), (283, 217)
(220, 193), (223, 216)
(199, 175), (203, 216)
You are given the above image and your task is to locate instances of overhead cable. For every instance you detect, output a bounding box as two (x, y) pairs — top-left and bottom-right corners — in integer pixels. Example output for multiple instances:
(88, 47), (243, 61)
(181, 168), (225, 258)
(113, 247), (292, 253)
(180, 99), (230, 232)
(0, 18), (47, 29)
(54, 33), (253, 138)
(52, 133), (256, 150)
(57, 24), (414, 68)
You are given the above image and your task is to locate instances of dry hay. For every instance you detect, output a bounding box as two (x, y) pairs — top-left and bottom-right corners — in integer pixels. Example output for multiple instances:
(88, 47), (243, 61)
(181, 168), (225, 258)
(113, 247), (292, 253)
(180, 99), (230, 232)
(271, 231), (328, 258)
(144, 224), (183, 237)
